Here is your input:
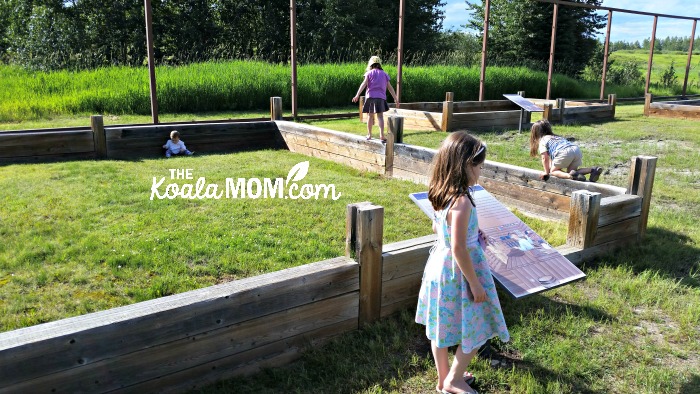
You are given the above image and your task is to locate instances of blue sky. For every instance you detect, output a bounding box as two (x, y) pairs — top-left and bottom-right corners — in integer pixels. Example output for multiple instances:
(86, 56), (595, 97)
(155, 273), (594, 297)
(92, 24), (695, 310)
(442, 1), (700, 43)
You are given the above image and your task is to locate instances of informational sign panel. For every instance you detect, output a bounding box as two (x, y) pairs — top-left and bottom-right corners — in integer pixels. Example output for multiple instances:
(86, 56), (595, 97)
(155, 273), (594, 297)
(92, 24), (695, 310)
(410, 185), (585, 299)
(502, 94), (544, 113)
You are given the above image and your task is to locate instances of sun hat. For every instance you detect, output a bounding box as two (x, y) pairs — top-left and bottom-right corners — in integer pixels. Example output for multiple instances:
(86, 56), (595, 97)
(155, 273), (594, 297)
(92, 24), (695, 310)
(366, 55), (382, 71)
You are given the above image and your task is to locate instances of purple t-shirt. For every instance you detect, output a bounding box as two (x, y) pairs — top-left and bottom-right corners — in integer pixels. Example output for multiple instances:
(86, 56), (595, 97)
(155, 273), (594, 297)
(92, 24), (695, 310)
(364, 69), (390, 100)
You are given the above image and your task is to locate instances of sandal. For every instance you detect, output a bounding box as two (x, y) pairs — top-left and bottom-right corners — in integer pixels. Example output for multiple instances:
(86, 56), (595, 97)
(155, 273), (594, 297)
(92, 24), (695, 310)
(463, 372), (476, 386)
(589, 167), (603, 182)
(569, 170), (587, 181)
(380, 138), (387, 143)
(365, 135), (372, 140)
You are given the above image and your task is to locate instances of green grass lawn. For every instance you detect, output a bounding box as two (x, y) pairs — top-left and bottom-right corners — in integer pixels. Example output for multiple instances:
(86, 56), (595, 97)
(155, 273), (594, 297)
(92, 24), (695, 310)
(1, 104), (699, 393)
(203, 104), (700, 393)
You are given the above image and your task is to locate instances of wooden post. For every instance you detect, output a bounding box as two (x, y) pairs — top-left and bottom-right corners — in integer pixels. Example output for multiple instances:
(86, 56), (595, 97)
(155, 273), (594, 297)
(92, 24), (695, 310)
(346, 202), (372, 259)
(627, 156), (658, 240)
(270, 97), (283, 121)
(557, 98), (566, 123)
(396, 0), (405, 105)
(91, 115), (107, 159)
(441, 100), (453, 132)
(479, 0), (491, 102)
(356, 204), (384, 327)
(445, 92), (454, 102)
(290, 0), (298, 118)
(682, 20), (697, 97)
(645, 16), (658, 95)
(388, 115), (404, 144)
(644, 93), (652, 116)
(384, 130), (394, 177)
(359, 96), (366, 122)
(543, 103), (553, 122)
(567, 190), (601, 249)
(600, 10), (613, 100)
(546, 2), (559, 101)
(608, 93), (617, 118)
(144, 0), (159, 124)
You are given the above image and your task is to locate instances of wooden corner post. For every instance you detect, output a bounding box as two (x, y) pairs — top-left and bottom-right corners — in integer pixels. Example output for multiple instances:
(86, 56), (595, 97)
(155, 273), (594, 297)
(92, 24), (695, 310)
(441, 100), (453, 132)
(543, 103), (553, 122)
(567, 190), (601, 249)
(608, 93), (617, 118)
(270, 97), (283, 120)
(627, 156), (657, 240)
(557, 98), (566, 123)
(644, 93), (652, 117)
(384, 127), (395, 177)
(388, 115), (404, 144)
(91, 115), (107, 159)
(356, 204), (384, 327)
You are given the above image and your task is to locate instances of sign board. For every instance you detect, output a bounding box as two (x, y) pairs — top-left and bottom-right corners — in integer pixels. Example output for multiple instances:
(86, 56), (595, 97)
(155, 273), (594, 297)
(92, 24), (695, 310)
(503, 94), (544, 113)
(410, 185), (585, 299)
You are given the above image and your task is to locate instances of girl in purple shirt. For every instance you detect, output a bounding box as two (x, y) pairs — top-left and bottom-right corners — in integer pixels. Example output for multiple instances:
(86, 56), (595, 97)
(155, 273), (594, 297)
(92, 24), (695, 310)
(352, 56), (399, 142)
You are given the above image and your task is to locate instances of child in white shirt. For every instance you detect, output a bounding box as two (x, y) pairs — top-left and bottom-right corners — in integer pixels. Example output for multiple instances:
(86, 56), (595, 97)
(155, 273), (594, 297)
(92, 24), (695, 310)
(163, 130), (193, 158)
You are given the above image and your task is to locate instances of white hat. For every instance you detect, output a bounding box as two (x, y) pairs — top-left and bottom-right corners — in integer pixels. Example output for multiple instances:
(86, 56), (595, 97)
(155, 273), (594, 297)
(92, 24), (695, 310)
(366, 56), (382, 71)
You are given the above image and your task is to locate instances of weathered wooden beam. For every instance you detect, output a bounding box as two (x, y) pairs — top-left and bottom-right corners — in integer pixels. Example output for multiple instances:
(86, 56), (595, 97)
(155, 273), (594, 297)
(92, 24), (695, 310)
(90, 115), (107, 158)
(270, 97), (283, 120)
(388, 115), (404, 144)
(567, 190), (601, 248)
(626, 156), (657, 239)
(357, 204), (384, 326)
(645, 16), (658, 95)
(441, 100), (453, 131)
(346, 202), (373, 259)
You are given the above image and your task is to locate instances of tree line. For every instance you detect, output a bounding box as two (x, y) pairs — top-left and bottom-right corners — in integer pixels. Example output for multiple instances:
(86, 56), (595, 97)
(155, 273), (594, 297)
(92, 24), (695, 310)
(610, 36), (700, 52)
(0, 0), (447, 70)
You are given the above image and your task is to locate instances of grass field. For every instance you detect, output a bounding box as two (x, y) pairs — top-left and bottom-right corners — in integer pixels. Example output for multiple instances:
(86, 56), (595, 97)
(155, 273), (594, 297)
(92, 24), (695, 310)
(610, 49), (700, 91)
(205, 104), (700, 393)
(1, 104), (699, 393)
(0, 61), (657, 124)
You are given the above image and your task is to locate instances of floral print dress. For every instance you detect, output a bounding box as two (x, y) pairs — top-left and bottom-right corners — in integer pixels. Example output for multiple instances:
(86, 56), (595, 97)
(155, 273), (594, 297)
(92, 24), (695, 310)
(415, 199), (510, 351)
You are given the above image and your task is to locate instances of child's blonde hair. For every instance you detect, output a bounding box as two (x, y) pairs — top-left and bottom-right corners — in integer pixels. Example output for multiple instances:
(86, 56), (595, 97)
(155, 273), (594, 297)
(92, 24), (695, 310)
(428, 131), (487, 211)
(529, 119), (554, 157)
(170, 130), (180, 139)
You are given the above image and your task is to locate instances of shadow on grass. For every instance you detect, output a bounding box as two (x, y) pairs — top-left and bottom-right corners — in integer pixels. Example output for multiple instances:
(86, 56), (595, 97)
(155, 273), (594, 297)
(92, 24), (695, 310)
(582, 227), (700, 289)
(680, 374), (700, 394)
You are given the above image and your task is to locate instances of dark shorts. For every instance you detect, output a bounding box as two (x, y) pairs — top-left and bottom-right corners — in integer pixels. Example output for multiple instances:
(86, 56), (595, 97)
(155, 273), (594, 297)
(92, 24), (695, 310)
(362, 98), (390, 113)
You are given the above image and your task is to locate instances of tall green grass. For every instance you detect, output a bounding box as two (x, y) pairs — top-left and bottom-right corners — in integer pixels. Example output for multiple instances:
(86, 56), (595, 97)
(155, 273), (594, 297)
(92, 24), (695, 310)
(0, 61), (646, 122)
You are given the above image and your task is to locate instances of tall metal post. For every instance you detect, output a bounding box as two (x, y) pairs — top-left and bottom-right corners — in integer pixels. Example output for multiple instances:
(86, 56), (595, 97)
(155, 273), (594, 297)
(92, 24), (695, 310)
(645, 16), (658, 95)
(478, 0), (491, 102)
(682, 20), (697, 97)
(396, 0), (405, 106)
(600, 10), (612, 100)
(546, 3), (559, 101)
(144, 0), (159, 124)
(290, 0), (298, 117)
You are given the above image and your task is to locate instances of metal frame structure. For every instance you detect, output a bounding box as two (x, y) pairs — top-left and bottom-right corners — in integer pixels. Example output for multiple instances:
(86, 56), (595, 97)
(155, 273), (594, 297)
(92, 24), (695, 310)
(141, 0), (699, 123)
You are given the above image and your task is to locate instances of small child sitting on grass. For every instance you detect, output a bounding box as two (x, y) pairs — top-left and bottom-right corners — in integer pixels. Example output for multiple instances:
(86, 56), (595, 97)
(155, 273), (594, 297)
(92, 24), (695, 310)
(163, 130), (193, 158)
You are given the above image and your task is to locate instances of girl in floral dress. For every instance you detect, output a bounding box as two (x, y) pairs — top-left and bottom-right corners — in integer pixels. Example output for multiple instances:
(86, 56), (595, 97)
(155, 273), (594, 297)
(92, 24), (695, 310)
(415, 131), (510, 394)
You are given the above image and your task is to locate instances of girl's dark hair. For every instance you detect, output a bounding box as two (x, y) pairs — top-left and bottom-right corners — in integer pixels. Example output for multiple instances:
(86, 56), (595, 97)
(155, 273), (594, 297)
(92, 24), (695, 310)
(529, 119), (554, 157)
(428, 131), (487, 211)
(370, 63), (383, 70)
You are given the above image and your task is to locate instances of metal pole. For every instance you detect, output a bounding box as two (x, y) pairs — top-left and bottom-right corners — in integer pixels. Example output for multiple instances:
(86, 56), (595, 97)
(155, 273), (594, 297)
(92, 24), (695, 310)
(396, 0), (405, 105)
(600, 11), (612, 100)
(479, 0), (491, 101)
(645, 16), (657, 95)
(290, 0), (298, 117)
(546, 3), (559, 101)
(144, 0), (158, 124)
(682, 20), (697, 98)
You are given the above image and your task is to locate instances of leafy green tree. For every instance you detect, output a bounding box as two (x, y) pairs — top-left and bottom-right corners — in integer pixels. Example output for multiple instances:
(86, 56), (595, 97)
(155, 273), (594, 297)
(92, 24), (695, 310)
(466, 0), (605, 77)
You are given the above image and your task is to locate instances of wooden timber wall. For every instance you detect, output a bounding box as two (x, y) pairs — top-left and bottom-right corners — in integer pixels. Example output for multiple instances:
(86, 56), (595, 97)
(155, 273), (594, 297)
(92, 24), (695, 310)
(360, 93), (616, 132)
(0, 257), (361, 392)
(0, 128), (95, 163)
(644, 93), (700, 119)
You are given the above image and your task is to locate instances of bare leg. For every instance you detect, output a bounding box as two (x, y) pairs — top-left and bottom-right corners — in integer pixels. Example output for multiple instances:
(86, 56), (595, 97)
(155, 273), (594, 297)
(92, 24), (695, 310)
(366, 113), (374, 139)
(432, 342), (450, 392)
(550, 167), (573, 180)
(377, 112), (385, 140)
(442, 345), (478, 393)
